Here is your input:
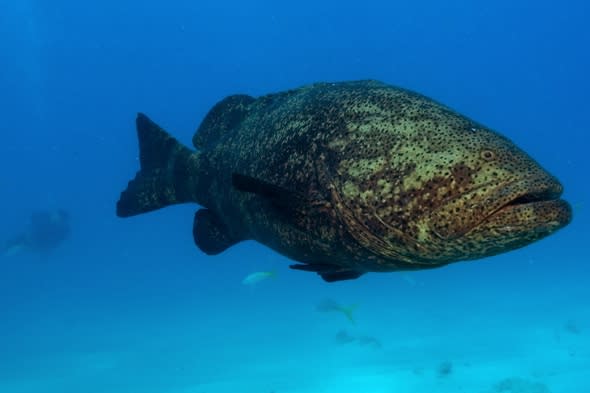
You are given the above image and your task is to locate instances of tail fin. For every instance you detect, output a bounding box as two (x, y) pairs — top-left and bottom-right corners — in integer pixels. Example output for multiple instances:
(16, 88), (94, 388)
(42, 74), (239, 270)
(116, 113), (199, 217)
(339, 304), (358, 325)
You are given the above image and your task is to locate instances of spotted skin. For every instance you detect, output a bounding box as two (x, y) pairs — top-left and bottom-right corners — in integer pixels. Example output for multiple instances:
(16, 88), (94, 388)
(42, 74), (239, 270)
(117, 80), (572, 281)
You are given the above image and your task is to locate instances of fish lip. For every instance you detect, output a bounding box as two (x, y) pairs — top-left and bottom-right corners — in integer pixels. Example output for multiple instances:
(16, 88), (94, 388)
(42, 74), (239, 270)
(478, 179), (573, 232)
(456, 178), (568, 237)
(490, 182), (564, 216)
(428, 177), (569, 240)
(482, 198), (572, 233)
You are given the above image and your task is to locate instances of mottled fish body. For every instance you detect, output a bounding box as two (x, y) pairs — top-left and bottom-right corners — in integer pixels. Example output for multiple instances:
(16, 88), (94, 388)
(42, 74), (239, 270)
(117, 80), (571, 282)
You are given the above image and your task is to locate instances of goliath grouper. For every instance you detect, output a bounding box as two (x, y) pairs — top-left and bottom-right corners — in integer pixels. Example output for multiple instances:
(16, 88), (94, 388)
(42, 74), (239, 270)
(116, 80), (572, 282)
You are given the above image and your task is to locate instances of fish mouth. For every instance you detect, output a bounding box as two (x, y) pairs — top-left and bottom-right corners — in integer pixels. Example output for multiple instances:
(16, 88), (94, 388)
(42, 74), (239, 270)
(480, 182), (572, 231)
(431, 177), (572, 240)
(498, 188), (563, 210)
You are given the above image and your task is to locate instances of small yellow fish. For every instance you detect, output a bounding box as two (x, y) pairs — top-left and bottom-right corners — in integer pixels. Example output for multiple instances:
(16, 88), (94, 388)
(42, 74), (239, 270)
(242, 271), (277, 286)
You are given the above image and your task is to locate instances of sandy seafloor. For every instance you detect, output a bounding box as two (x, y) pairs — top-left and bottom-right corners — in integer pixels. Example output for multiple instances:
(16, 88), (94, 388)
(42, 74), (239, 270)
(0, 230), (587, 393)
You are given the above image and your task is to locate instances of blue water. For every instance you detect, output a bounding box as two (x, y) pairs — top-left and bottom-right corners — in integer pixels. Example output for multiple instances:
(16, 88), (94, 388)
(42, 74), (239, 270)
(1, 1), (588, 392)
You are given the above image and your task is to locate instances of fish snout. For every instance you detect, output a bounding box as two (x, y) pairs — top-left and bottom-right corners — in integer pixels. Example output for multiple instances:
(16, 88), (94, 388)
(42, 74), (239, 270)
(429, 173), (570, 240)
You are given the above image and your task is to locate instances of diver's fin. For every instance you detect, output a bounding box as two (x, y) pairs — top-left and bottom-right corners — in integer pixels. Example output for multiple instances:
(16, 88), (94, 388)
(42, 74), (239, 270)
(2, 235), (28, 257)
(193, 95), (255, 149)
(231, 173), (311, 216)
(117, 113), (200, 217)
(290, 263), (364, 282)
(193, 209), (242, 255)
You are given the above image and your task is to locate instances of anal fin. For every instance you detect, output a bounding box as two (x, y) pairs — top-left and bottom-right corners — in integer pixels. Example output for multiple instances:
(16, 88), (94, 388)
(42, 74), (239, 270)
(290, 263), (364, 282)
(193, 209), (241, 255)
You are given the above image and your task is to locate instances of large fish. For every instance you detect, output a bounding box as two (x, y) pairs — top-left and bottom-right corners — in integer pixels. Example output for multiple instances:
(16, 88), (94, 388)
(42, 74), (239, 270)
(116, 80), (571, 282)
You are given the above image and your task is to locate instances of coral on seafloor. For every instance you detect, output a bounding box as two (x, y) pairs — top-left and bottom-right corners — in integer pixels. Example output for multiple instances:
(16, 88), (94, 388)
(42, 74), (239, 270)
(437, 361), (453, 378)
(492, 377), (551, 393)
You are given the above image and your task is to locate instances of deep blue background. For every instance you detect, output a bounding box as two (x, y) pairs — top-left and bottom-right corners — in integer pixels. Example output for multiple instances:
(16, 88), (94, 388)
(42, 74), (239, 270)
(0, 0), (588, 387)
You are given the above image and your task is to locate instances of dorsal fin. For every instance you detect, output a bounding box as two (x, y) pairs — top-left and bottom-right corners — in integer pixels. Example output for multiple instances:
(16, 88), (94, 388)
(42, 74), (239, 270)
(193, 94), (255, 149)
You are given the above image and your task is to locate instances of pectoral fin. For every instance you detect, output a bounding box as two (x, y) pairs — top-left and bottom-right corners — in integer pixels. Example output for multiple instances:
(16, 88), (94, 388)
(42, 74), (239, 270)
(232, 173), (308, 210)
(232, 173), (324, 227)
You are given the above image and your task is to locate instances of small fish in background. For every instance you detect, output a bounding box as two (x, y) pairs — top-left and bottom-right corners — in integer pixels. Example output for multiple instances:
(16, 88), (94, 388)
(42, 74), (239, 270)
(564, 319), (581, 335)
(316, 298), (357, 324)
(401, 273), (417, 287)
(357, 335), (382, 349)
(241, 271), (277, 286)
(335, 329), (356, 345)
(334, 329), (382, 349)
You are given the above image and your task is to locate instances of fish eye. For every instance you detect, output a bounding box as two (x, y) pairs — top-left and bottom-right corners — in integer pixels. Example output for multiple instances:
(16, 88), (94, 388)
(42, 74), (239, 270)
(480, 150), (496, 161)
